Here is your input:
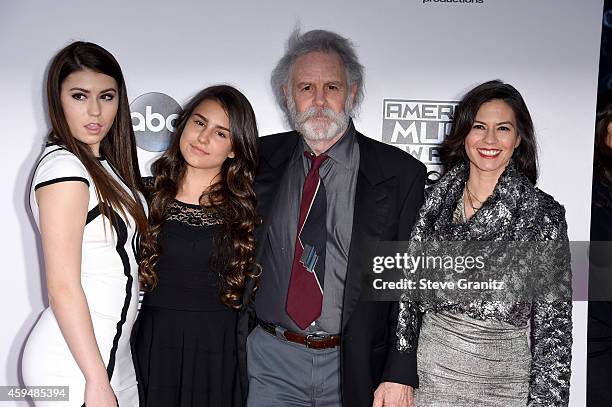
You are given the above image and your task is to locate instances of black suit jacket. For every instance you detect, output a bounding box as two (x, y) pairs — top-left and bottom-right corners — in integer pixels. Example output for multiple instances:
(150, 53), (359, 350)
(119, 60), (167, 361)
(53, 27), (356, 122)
(237, 129), (426, 407)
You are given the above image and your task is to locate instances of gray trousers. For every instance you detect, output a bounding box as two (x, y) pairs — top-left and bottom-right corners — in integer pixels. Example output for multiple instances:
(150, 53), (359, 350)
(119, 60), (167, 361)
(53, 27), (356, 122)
(246, 325), (342, 407)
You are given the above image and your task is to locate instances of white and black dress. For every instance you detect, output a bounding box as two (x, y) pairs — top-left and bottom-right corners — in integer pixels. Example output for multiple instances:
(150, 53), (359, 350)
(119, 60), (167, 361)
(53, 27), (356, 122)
(22, 144), (144, 406)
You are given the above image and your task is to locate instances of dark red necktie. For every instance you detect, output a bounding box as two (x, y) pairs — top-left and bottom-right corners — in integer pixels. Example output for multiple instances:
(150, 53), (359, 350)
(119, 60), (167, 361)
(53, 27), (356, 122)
(286, 152), (328, 329)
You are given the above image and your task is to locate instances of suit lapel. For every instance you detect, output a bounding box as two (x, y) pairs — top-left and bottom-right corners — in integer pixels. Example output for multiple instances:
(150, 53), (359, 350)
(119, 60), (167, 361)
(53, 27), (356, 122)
(342, 134), (394, 329)
(243, 132), (300, 306)
(256, 132), (301, 250)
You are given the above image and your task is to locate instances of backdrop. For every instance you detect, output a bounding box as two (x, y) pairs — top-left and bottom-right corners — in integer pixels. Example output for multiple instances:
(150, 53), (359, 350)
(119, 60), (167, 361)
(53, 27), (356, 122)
(0, 0), (603, 405)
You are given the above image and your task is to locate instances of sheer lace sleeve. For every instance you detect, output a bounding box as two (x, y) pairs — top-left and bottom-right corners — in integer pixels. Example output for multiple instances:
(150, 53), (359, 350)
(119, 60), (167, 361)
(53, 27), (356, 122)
(528, 301), (572, 406)
(527, 208), (572, 407)
(397, 298), (421, 352)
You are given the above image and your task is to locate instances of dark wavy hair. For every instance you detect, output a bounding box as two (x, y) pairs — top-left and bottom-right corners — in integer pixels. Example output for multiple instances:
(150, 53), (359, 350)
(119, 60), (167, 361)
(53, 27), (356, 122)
(139, 85), (260, 309)
(594, 100), (612, 186)
(46, 41), (150, 282)
(441, 80), (538, 184)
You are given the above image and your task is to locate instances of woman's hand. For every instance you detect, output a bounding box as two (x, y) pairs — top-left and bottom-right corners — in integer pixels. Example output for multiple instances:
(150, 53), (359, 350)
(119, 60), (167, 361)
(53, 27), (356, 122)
(84, 378), (117, 407)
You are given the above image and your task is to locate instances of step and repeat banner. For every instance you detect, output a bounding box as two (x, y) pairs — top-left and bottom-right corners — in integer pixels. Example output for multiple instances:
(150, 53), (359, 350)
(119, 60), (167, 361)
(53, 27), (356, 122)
(0, 0), (603, 405)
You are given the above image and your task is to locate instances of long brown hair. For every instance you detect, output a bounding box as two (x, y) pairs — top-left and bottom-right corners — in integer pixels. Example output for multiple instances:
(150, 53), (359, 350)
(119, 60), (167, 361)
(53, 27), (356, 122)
(46, 41), (150, 285)
(139, 85), (260, 309)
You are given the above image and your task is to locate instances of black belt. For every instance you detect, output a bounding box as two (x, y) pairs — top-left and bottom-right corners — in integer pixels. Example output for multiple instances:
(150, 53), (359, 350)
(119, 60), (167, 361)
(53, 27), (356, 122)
(258, 319), (341, 349)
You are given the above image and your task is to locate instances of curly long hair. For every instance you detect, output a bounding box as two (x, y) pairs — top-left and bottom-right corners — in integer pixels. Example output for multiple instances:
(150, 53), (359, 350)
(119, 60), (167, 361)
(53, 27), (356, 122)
(46, 41), (149, 279)
(139, 85), (260, 309)
(441, 80), (538, 184)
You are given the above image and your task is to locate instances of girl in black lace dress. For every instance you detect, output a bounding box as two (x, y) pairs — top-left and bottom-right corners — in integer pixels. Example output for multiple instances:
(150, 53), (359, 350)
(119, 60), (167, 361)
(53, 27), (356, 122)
(133, 85), (260, 407)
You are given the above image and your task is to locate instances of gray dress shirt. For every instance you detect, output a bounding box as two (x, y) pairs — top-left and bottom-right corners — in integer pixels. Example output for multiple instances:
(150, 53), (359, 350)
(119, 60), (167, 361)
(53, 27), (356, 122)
(256, 120), (360, 334)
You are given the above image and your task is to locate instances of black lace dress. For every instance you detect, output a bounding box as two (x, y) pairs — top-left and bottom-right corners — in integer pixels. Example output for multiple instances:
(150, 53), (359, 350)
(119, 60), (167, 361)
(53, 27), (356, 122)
(133, 199), (242, 407)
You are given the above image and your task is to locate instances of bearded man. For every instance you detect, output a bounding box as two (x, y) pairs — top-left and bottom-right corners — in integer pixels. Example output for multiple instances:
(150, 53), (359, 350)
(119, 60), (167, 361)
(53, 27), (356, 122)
(239, 29), (426, 407)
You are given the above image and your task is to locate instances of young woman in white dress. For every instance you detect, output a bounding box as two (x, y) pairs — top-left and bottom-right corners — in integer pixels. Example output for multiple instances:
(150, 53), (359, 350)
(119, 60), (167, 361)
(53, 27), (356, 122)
(22, 41), (150, 406)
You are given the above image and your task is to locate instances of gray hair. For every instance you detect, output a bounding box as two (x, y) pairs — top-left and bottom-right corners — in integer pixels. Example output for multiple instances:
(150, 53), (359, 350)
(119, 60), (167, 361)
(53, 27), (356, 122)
(270, 29), (365, 118)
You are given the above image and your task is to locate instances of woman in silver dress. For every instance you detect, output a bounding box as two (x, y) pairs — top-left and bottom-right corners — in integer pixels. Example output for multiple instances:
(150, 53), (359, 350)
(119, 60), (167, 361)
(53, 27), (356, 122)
(398, 80), (572, 406)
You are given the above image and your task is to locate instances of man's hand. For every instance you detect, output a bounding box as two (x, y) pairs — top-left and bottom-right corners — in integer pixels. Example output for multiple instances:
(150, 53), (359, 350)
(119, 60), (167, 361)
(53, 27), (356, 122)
(372, 382), (414, 407)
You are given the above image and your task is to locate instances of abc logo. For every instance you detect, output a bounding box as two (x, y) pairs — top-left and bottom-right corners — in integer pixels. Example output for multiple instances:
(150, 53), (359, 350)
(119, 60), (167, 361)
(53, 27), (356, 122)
(130, 92), (182, 152)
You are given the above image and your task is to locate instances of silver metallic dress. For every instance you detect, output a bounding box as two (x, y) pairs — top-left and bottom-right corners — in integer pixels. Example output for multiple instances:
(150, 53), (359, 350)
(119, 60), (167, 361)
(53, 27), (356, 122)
(398, 162), (572, 407)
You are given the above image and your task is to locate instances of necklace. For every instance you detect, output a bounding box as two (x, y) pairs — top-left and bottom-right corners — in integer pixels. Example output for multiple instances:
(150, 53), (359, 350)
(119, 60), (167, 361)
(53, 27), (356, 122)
(465, 182), (483, 206)
(465, 185), (481, 213)
(465, 183), (484, 205)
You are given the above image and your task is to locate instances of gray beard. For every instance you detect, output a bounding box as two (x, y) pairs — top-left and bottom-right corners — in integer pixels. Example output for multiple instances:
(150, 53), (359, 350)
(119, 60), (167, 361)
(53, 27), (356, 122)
(287, 96), (351, 141)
